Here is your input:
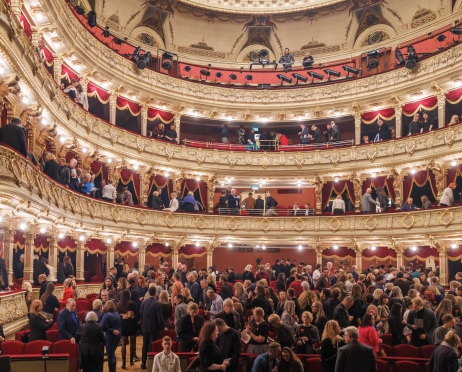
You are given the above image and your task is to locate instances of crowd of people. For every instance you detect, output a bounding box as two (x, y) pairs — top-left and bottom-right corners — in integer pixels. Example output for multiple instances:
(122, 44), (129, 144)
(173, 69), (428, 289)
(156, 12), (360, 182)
(14, 252), (462, 372)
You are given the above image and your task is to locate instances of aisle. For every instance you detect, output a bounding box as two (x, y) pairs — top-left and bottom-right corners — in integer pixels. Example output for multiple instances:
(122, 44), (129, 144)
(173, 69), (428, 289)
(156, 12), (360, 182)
(103, 336), (145, 372)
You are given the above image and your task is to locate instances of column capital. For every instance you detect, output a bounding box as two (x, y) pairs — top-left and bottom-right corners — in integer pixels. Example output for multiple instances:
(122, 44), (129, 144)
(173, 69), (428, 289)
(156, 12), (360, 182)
(109, 94), (117, 106)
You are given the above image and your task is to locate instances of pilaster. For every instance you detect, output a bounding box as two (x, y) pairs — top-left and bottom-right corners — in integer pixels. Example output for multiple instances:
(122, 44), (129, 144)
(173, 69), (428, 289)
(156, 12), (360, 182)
(141, 104), (148, 136)
(106, 243), (115, 277)
(394, 105), (403, 138)
(47, 230), (58, 277)
(354, 111), (361, 146)
(23, 230), (36, 284)
(76, 240), (85, 281)
(109, 94), (117, 125)
(171, 246), (179, 269)
(53, 56), (62, 85)
(206, 176), (216, 213)
(437, 93), (446, 128)
(174, 113), (181, 142)
(438, 245), (449, 286)
(138, 244), (146, 270)
(395, 245), (404, 269)
(206, 247), (214, 268)
(2, 228), (15, 286)
(312, 176), (325, 215)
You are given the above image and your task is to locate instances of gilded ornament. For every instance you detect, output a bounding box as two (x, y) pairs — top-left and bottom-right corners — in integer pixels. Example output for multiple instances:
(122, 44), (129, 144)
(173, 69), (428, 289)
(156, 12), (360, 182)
(444, 129), (455, 147)
(195, 215), (207, 230)
(292, 218), (305, 232)
(110, 206), (121, 222)
(136, 210), (148, 226)
(439, 209), (454, 228)
(363, 216), (378, 232)
(164, 212), (177, 228)
(226, 217), (239, 232)
(327, 217), (341, 232)
(401, 213), (416, 230)
(259, 218), (272, 233)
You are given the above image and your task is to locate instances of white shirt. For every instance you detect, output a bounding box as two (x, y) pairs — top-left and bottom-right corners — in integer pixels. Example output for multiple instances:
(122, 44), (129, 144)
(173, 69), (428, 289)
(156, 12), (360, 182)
(152, 351), (181, 372)
(46, 264), (57, 282)
(440, 187), (454, 206)
(313, 269), (321, 285)
(165, 198), (179, 212)
(209, 294), (223, 320)
(332, 199), (345, 212)
(102, 184), (116, 200)
(76, 91), (89, 110)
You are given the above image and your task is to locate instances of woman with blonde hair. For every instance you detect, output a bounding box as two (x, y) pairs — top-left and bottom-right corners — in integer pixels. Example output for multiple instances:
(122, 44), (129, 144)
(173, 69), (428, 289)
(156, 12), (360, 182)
(421, 195), (432, 209)
(159, 290), (172, 329)
(298, 287), (317, 313)
(312, 301), (328, 336)
(207, 274), (216, 292)
(29, 299), (54, 341)
(320, 320), (344, 372)
(295, 311), (320, 354)
(243, 264), (255, 283)
(448, 114), (460, 126)
(277, 290), (287, 317)
(182, 287), (194, 304)
(62, 278), (74, 302)
(372, 289), (383, 305)
(136, 275), (148, 298)
(178, 302), (203, 352)
(407, 289), (419, 299)
(428, 331), (460, 372)
(345, 273), (355, 292)
(440, 182), (457, 207)
(22, 281), (33, 312)
(435, 299), (453, 326)
(232, 282), (247, 304)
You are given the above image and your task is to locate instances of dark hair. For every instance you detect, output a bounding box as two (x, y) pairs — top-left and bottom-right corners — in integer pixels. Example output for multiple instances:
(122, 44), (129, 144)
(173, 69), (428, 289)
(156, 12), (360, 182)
(390, 303), (403, 320)
(40, 282), (55, 306)
(378, 293), (389, 306)
(277, 273), (285, 284)
(117, 289), (131, 314)
(365, 294), (374, 304)
(175, 294), (184, 301)
(331, 288), (341, 299)
(199, 322), (217, 344)
(148, 286), (156, 296)
(322, 289), (331, 298)
(280, 347), (299, 368)
(360, 313), (374, 327)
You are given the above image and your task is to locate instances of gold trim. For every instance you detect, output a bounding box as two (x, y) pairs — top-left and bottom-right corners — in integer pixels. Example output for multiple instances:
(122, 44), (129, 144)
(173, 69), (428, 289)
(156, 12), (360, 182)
(327, 217), (341, 232)
(227, 217), (239, 232)
(401, 213), (416, 230)
(364, 216), (378, 232)
(195, 215), (207, 231)
(292, 218), (306, 233)
(164, 213), (177, 228)
(259, 218), (272, 233)
(111, 206), (121, 222)
(137, 210), (148, 226)
(439, 209), (454, 228)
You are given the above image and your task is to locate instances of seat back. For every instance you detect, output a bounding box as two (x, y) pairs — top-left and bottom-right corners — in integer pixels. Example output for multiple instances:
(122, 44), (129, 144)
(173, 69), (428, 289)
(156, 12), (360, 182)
(25, 340), (52, 354)
(46, 329), (60, 343)
(381, 334), (392, 346)
(394, 361), (420, 372)
(419, 345), (434, 358)
(306, 357), (322, 371)
(1, 341), (24, 355)
(151, 340), (163, 352)
(75, 300), (90, 312)
(157, 330), (177, 340)
(393, 344), (419, 358)
(53, 340), (79, 372)
(376, 359), (389, 372)
(381, 344), (393, 356)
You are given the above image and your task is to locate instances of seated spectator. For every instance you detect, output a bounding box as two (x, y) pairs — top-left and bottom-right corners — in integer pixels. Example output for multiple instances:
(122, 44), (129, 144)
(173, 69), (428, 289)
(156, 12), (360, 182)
(448, 115), (460, 126)
(183, 191), (196, 213)
(163, 192), (179, 212)
(63, 79), (77, 100)
(81, 173), (96, 196)
(251, 342), (281, 372)
(428, 331), (460, 372)
(29, 299), (54, 341)
(164, 124), (178, 143)
(152, 123), (165, 139)
(304, 203), (314, 216)
(102, 179), (116, 202)
(302, 51), (314, 68)
(121, 186), (134, 206)
(151, 190), (164, 209)
(279, 347), (303, 372)
(268, 314), (295, 349)
(401, 197), (420, 211)
(362, 136), (370, 144)
(421, 195), (432, 209)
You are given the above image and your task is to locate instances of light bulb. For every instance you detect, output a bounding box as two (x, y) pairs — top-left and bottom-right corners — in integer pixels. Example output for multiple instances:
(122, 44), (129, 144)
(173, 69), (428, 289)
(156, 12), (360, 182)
(82, 147), (87, 153)
(106, 238), (112, 244)
(133, 164), (139, 170)
(298, 245), (302, 250)
(19, 223), (27, 231)
(107, 158), (112, 163)
(452, 161), (457, 167)
(371, 173), (376, 178)
(40, 227), (46, 234)
(165, 242), (169, 247)
(58, 233), (64, 239)
(132, 242), (138, 248)
(371, 246), (376, 251)
(256, 245), (260, 248)
(228, 243), (232, 248)
(452, 243), (457, 249)
(195, 242), (200, 247)
(60, 136), (66, 143)
(333, 245), (338, 250)
(196, 177), (200, 181)
(411, 246), (417, 251)
(79, 235), (85, 241)
(334, 178), (339, 182)
(41, 118), (47, 125)
(0, 66), (4, 74)
(411, 169), (416, 175)
(21, 96), (29, 104)
(262, 245), (266, 250)
(165, 172), (169, 177)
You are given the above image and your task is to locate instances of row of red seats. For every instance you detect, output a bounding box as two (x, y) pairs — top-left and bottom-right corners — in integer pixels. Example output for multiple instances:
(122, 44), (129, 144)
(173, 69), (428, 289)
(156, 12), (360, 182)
(378, 343), (433, 358)
(2, 340), (78, 372)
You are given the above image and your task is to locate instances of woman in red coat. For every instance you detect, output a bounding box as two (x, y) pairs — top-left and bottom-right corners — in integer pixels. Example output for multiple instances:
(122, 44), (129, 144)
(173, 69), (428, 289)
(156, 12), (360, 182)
(358, 313), (382, 355)
(62, 278), (74, 302)
(277, 133), (290, 146)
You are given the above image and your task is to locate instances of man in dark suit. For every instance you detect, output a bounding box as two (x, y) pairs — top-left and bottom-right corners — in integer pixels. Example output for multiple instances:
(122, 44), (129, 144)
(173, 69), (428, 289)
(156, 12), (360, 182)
(150, 190), (164, 209)
(57, 299), (79, 343)
(255, 195), (264, 213)
(330, 121), (341, 141)
(38, 274), (48, 297)
(335, 326), (377, 372)
(310, 125), (323, 144)
(140, 286), (164, 369)
(376, 119), (391, 141)
(0, 117), (27, 157)
(227, 189), (240, 215)
(33, 256), (49, 286)
(14, 254), (24, 280)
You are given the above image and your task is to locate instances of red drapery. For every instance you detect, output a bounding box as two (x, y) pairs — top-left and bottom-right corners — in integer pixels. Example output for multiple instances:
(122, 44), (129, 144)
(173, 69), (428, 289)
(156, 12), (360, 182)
(116, 97), (141, 116)
(87, 82), (110, 104)
(402, 97), (438, 116)
(147, 108), (174, 123)
(362, 176), (396, 202)
(61, 64), (79, 82)
(19, 13), (32, 38)
(120, 169), (141, 204)
(403, 170), (437, 201)
(447, 164), (462, 184)
(448, 245), (462, 261)
(58, 236), (77, 253)
(446, 87), (462, 105)
(362, 247), (397, 261)
(146, 244), (172, 257)
(43, 47), (54, 67)
(115, 241), (139, 257)
(403, 246), (439, 268)
(85, 239), (107, 255)
(14, 231), (25, 248)
(179, 245), (207, 258)
(322, 180), (355, 210)
(361, 108), (395, 124)
(322, 247), (356, 266)
(34, 235), (49, 253)
(182, 180), (207, 208)
(90, 161), (108, 181)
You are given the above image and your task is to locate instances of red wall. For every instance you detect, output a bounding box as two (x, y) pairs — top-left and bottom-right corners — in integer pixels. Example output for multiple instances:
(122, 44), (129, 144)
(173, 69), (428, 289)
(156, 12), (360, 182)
(214, 187), (316, 209)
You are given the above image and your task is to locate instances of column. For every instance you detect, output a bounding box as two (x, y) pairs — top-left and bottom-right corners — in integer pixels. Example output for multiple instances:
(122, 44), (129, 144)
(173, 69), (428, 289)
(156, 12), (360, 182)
(106, 243), (115, 277)
(206, 248), (214, 268)
(30, 31), (41, 53)
(23, 231), (36, 284)
(174, 113), (181, 142)
(354, 248), (362, 274)
(76, 240), (85, 281)
(80, 77), (89, 94)
(437, 93), (446, 128)
(394, 105), (403, 138)
(141, 105), (148, 136)
(315, 248), (323, 266)
(171, 246), (179, 269)
(396, 246), (404, 269)
(138, 244), (146, 271)
(438, 246), (449, 286)
(2, 228), (15, 287)
(53, 56), (62, 85)
(206, 177), (216, 213)
(109, 95), (117, 125)
(354, 111), (361, 146)
(47, 233), (58, 278)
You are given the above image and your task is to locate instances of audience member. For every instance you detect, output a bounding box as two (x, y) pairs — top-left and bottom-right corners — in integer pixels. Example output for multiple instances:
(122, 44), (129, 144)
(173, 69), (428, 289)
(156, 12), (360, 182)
(57, 298), (79, 343)
(29, 299), (54, 341)
(76, 311), (106, 372)
(0, 117), (27, 157)
(215, 318), (241, 372)
(251, 342), (281, 372)
(335, 326), (377, 372)
(152, 336), (181, 372)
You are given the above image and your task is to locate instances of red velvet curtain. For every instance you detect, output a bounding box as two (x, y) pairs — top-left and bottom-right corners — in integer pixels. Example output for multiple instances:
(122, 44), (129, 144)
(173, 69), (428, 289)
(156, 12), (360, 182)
(402, 97), (438, 116)
(61, 64), (79, 82)
(58, 236), (77, 253)
(448, 245), (462, 261)
(115, 241), (139, 257)
(19, 13), (32, 38)
(116, 97), (141, 116)
(182, 180), (207, 208)
(322, 180), (355, 210)
(43, 47), (54, 67)
(361, 108), (395, 124)
(1, 108), (7, 126)
(85, 239), (107, 254)
(362, 247), (397, 261)
(14, 231), (25, 247)
(120, 169), (140, 204)
(146, 244), (172, 257)
(403, 246), (439, 268)
(87, 82), (110, 104)
(147, 108), (174, 123)
(34, 235), (49, 254)
(446, 87), (462, 104)
(91, 161), (108, 182)
(447, 164), (462, 184)
(403, 170), (437, 201)
(322, 247), (356, 259)
(179, 245), (206, 258)
(362, 176), (396, 202)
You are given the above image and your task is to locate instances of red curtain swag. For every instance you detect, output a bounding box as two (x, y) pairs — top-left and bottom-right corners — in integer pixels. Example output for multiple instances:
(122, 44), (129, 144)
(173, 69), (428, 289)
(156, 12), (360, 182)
(322, 180), (355, 210)
(87, 82), (110, 104)
(361, 108), (395, 124)
(402, 97), (438, 117)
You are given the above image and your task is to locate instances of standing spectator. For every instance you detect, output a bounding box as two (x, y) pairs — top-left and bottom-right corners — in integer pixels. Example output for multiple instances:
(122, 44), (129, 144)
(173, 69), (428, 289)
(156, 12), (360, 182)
(388, 303), (407, 345)
(152, 336), (181, 372)
(164, 124), (178, 143)
(227, 267), (236, 284)
(29, 300), (54, 341)
(237, 125), (246, 145)
(335, 326), (377, 372)
(215, 298), (242, 332)
(221, 122), (229, 143)
(321, 320), (344, 372)
(62, 278), (74, 302)
(244, 307), (269, 354)
(75, 83), (88, 110)
(251, 342), (281, 372)
(406, 297), (437, 346)
(219, 275), (233, 300)
(440, 183), (456, 207)
(215, 318), (241, 372)
(174, 294), (188, 335)
(159, 290), (172, 329)
(101, 300), (121, 372)
(122, 187), (134, 206)
(255, 266), (270, 284)
(333, 296), (354, 328)
(295, 311), (320, 354)
(57, 298), (79, 343)
(246, 285), (271, 319)
(38, 274), (48, 297)
(267, 314), (295, 349)
(43, 152), (61, 182)
(102, 180), (117, 202)
(171, 273), (184, 304)
(118, 289), (138, 368)
(178, 302), (203, 352)
(408, 114), (421, 135)
(0, 117), (27, 157)
(33, 255), (49, 286)
(358, 314), (382, 355)
(265, 191), (278, 216)
(205, 290), (224, 320)
(187, 274), (201, 304)
(35, 39), (45, 61)
(40, 282), (60, 320)
(151, 190), (164, 209)
(58, 158), (70, 187)
(428, 331), (460, 372)
(331, 194), (345, 215)
(140, 286), (164, 369)
(198, 322), (225, 372)
(227, 189), (240, 214)
(433, 314), (455, 346)
(361, 188), (379, 213)
(75, 311), (106, 372)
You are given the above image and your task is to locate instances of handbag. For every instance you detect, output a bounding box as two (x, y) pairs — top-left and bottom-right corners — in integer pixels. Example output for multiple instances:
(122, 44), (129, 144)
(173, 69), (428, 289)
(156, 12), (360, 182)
(20, 323), (30, 343)
(378, 345), (386, 356)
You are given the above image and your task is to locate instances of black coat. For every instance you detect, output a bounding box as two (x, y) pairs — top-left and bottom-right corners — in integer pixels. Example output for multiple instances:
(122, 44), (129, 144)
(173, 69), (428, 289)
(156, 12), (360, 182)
(330, 125), (341, 141)
(199, 339), (223, 372)
(0, 258), (8, 290)
(313, 127), (323, 143)
(409, 121), (421, 135)
(140, 297), (164, 334)
(227, 194), (239, 209)
(57, 262), (65, 284)
(75, 321), (106, 356)
(33, 259), (49, 286)
(255, 198), (264, 210)
(44, 159), (61, 183)
(335, 340), (377, 372)
(214, 310), (242, 332)
(178, 314), (203, 351)
(0, 122), (27, 157)
(216, 328), (241, 372)
(29, 313), (54, 341)
(151, 195), (164, 209)
(219, 283), (233, 300)
(428, 343), (459, 372)
(378, 123), (391, 141)
(57, 308), (79, 340)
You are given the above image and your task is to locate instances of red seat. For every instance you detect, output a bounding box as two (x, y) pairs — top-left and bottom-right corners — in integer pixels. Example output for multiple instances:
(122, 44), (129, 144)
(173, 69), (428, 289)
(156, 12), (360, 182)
(53, 340), (79, 372)
(381, 333), (392, 346)
(46, 329), (60, 342)
(15, 330), (28, 341)
(248, 355), (258, 371)
(25, 340), (52, 354)
(1, 341), (24, 355)
(75, 300), (91, 311)
(306, 357), (322, 371)
(394, 361), (420, 372)
(157, 330), (177, 340)
(376, 359), (388, 372)
(50, 322), (58, 330)
(151, 340), (164, 352)
(419, 344), (434, 358)
(90, 276), (103, 282)
(381, 344), (393, 356)
(393, 344), (419, 358)
(78, 310), (87, 322)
